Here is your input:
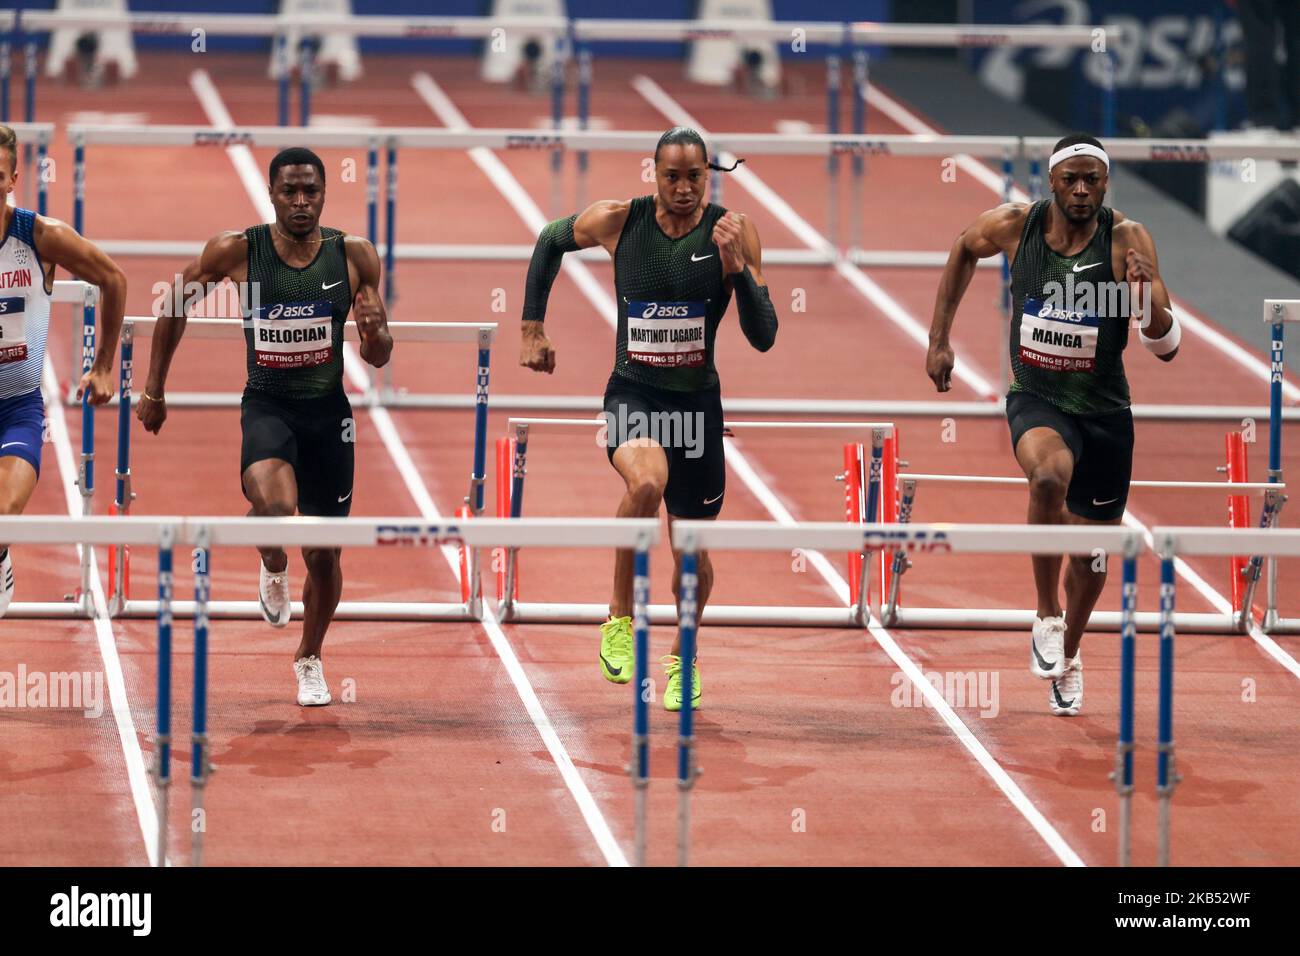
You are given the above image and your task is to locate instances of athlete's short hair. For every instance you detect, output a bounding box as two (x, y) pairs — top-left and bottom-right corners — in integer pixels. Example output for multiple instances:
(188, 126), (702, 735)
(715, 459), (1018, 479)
(269, 147), (325, 186)
(0, 124), (18, 173)
(1052, 132), (1105, 154)
(654, 126), (745, 174)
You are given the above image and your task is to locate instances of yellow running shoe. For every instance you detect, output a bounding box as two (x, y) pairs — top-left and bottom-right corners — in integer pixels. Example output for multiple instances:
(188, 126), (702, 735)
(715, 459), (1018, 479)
(661, 655), (701, 712)
(599, 616), (635, 684)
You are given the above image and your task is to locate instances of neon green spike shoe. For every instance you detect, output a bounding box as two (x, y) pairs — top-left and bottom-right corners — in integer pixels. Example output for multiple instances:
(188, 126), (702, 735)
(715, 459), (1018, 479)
(599, 616), (635, 684)
(661, 655), (701, 712)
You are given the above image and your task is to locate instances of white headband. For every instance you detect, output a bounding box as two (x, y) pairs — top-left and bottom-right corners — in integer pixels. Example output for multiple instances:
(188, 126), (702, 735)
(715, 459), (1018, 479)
(1049, 143), (1110, 171)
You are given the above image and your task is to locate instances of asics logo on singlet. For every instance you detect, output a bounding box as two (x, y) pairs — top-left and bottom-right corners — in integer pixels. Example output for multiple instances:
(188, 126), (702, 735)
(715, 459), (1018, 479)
(641, 303), (691, 319)
(1036, 303), (1088, 323)
(267, 303), (320, 320)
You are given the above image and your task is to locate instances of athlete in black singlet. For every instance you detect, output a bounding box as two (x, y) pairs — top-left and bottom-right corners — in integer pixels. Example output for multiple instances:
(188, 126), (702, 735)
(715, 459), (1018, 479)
(926, 133), (1180, 717)
(520, 127), (780, 711)
(138, 147), (393, 707)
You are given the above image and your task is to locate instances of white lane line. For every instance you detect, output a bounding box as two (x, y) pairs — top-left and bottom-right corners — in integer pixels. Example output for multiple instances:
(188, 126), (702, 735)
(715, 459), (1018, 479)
(866, 83), (1300, 403)
(42, 357), (162, 866)
(631, 74), (1000, 400)
(414, 72), (1083, 867)
(194, 71), (627, 867)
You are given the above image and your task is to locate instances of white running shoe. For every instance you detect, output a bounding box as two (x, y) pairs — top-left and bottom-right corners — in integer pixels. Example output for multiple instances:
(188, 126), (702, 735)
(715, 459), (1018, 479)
(1050, 655), (1083, 716)
(1030, 615), (1066, 679)
(259, 560), (291, 628)
(0, 549), (13, 618)
(293, 655), (331, 706)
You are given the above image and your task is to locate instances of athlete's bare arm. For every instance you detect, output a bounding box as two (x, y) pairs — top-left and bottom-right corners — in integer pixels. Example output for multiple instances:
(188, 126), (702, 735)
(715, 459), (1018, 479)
(33, 216), (128, 404)
(344, 236), (392, 369)
(1111, 218), (1178, 363)
(137, 231), (246, 434)
(520, 199), (634, 374)
(926, 203), (1028, 392)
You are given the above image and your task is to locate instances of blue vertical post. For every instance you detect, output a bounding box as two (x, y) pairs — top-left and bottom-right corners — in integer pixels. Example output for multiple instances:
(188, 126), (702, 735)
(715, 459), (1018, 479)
(472, 333), (490, 515)
(676, 542), (699, 867)
(1102, 51), (1117, 138)
(631, 541), (650, 867)
(80, 301), (95, 503)
(23, 37), (34, 122)
(865, 434), (882, 524)
(509, 423), (529, 520)
(36, 136), (47, 216)
(1269, 321), (1283, 479)
(1029, 156), (1042, 201)
(577, 45), (591, 181)
(850, 48), (868, 253)
(384, 140), (397, 308)
(154, 524), (175, 867)
(1156, 548), (1178, 867)
(1113, 547), (1137, 866)
(115, 326), (132, 508)
(276, 35), (290, 128)
(191, 526), (212, 867)
(73, 137), (85, 237)
(550, 34), (564, 181)
(298, 37), (314, 128)
(366, 140), (378, 246)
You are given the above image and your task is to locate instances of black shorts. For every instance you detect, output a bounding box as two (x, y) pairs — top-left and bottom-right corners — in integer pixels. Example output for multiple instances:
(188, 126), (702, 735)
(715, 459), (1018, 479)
(1006, 390), (1134, 521)
(240, 390), (355, 518)
(603, 372), (725, 518)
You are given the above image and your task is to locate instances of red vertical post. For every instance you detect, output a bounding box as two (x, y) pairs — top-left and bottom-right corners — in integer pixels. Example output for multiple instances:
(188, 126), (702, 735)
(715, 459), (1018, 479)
(107, 502), (117, 601)
(495, 437), (511, 602)
(844, 442), (863, 608)
(880, 429), (899, 602)
(1225, 431), (1250, 615)
(456, 504), (471, 603)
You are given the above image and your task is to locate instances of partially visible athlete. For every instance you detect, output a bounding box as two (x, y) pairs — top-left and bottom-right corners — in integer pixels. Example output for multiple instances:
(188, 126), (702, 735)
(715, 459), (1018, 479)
(138, 147), (392, 705)
(0, 123), (128, 617)
(926, 133), (1179, 716)
(520, 126), (778, 711)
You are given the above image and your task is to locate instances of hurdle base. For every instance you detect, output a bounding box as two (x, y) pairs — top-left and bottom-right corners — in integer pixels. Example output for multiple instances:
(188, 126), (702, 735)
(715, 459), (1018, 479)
(2, 601), (92, 618)
(1262, 615), (1300, 634)
(118, 599), (475, 621)
(890, 607), (1238, 633)
(502, 602), (864, 627)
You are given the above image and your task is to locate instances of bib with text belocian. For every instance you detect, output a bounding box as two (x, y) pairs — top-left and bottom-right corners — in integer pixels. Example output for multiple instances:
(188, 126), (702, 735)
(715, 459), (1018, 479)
(626, 300), (706, 368)
(1019, 296), (1099, 374)
(252, 300), (334, 369)
(0, 296), (28, 365)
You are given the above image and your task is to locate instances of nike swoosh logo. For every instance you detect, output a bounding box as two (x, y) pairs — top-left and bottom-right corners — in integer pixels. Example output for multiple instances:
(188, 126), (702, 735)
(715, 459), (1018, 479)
(1092, 497), (1119, 507)
(322, 280), (343, 290)
(1, 441), (26, 448)
(337, 490), (352, 503)
(600, 654), (622, 677)
(702, 492), (723, 504)
(1052, 682), (1075, 709)
(690, 253), (713, 262)
(1072, 261), (1102, 273)
(1032, 639), (1057, 673)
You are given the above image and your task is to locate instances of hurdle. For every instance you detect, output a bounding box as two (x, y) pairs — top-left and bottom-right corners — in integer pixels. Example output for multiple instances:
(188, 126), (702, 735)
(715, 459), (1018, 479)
(493, 416), (893, 627)
(1148, 526), (1300, 865)
(0, 513), (657, 866)
(667, 520), (1142, 866)
(102, 316), (498, 621)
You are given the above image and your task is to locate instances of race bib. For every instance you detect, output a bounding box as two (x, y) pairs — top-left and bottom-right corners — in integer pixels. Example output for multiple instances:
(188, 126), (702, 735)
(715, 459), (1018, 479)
(251, 300), (334, 369)
(1019, 297), (1099, 373)
(0, 296), (28, 364)
(626, 301), (706, 368)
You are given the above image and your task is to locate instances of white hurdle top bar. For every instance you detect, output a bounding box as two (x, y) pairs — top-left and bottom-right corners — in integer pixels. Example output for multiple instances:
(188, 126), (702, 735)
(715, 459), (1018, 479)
(65, 125), (1019, 159)
(1152, 527), (1300, 558)
(52, 280), (99, 305)
(671, 520), (1139, 555)
(124, 316), (496, 344)
(1024, 135), (1300, 162)
(507, 417), (895, 432)
(0, 515), (659, 550)
(848, 23), (1115, 47)
(15, 13), (569, 39)
(898, 473), (1284, 493)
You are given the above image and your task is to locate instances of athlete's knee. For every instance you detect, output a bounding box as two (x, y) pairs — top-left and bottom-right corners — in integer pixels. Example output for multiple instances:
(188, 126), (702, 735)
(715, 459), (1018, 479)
(625, 475), (665, 513)
(302, 547), (340, 579)
(250, 496), (295, 518)
(1027, 466), (1069, 505)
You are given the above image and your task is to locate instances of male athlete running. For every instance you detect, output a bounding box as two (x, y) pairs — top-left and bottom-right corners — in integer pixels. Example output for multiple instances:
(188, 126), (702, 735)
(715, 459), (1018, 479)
(138, 147), (393, 706)
(0, 123), (127, 617)
(520, 127), (779, 711)
(926, 133), (1179, 716)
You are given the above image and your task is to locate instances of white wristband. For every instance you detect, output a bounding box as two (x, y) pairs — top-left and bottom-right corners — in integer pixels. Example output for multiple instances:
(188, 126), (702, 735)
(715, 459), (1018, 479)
(1139, 310), (1180, 355)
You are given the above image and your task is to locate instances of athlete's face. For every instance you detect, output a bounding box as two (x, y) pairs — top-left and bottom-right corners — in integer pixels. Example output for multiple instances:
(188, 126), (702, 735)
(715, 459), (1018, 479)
(270, 165), (325, 237)
(655, 144), (708, 216)
(1050, 157), (1107, 224)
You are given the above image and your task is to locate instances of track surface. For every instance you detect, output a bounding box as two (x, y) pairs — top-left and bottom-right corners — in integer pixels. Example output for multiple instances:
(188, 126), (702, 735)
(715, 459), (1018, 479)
(3, 54), (1298, 866)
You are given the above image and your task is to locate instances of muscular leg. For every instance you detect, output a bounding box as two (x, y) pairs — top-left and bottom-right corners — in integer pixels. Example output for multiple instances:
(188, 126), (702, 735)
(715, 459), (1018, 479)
(0, 457), (40, 549)
(241, 458), (296, 572)
(608, 439), (668, 617)
(667, 513), (714, 657)
(297, 547), (342, 660)
(1013, 427), (1075, 618)
(1061, 512), (1123, 659)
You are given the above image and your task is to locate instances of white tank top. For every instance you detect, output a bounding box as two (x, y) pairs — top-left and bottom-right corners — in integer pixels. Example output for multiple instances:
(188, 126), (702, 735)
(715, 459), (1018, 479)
(0, 207), (52, 400)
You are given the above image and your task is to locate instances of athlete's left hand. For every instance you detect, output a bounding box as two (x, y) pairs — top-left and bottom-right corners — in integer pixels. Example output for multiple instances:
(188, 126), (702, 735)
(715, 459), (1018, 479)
(354, 286), (384, 341)
(1124, 248), (1154, 286)
(76, 366), (114, 404)
(712, 212), (748, 276)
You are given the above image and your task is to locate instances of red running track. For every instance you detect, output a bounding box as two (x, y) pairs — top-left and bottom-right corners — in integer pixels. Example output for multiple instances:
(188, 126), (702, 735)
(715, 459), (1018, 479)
(2, 54), (1298, 866)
